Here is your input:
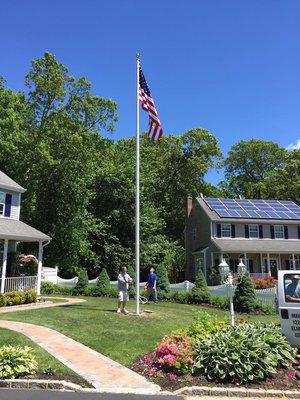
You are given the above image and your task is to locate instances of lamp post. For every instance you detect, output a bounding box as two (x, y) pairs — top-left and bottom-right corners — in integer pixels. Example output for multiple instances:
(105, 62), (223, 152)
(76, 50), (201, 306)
(219, 258), (246, 327)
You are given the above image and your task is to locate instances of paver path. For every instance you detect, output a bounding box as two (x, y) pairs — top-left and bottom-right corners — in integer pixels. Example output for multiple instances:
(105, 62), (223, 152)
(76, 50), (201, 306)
(0, 320), (160, 393)
(0, 297), (86, 313)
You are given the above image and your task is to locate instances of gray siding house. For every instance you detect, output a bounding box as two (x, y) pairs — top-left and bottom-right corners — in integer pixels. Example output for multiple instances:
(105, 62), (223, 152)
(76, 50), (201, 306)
(0, 171), (50, 294)
(185, 196), (300, 281)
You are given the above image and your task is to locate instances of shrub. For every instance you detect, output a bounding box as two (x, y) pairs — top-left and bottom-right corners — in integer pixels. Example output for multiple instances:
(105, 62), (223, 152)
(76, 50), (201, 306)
(95, 268), (111, 296)
(193, 323), (295, 383)
(156, 264), (171, 300)
(127, 265), (136, 297)
(209, 295), (230, 310)
(73, 269), (89, 295)
(107, 286), (118, 298)
(172, 291), (190, 304)
(0, 345), (38, 378)
(24, 290), (37, 304)
(4, 291), (26, 306)
(187, 311), (228, 342)
(41, 281), (54, 294)
(252, 276), (277, 289)
(189, 272), (211, 304)
(233, 271), (259, 313)
(0, 294), (5, 307)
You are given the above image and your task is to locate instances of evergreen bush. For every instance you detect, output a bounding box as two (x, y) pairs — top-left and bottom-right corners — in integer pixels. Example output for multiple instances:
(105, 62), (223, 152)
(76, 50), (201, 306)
(156, 264), (171, 300)
(189, 271), (211, 304)
(73, 269), (89, 295)
(233, 271), (259, 312)
(95, 268), (111, 296)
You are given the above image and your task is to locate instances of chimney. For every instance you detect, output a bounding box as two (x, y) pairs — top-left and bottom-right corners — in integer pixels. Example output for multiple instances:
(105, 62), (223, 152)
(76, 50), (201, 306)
(186, 195), (193, 219)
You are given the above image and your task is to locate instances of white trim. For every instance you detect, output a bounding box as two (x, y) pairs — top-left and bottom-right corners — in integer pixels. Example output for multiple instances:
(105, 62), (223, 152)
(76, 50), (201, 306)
(0, 239), (8, 293)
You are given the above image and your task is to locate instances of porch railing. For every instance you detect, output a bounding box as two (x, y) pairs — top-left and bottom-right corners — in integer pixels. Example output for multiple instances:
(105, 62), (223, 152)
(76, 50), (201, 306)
(0, 276), (38, 293)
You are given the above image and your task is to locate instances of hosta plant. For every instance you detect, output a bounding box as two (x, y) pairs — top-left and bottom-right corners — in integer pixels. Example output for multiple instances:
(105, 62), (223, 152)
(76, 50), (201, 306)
(193, 323), (295, 383)
(0, 346), (38, 378)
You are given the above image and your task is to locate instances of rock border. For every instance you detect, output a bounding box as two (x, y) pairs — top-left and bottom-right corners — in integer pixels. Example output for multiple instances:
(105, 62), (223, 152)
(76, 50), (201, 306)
(174, 386), (300, 398)
(0, 379), (83, 391)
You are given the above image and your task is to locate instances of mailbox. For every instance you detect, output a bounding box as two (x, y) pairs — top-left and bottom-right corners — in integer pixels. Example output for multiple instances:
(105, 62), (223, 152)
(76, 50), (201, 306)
(277, 270), (300, 347)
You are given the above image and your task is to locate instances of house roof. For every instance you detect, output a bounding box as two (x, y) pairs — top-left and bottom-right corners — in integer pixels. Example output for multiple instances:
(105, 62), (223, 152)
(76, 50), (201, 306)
(0, 171), (26, 193)
(197, 197), (300, 225)
(213, 238), (300, 254)
(0, 218), (50, 242)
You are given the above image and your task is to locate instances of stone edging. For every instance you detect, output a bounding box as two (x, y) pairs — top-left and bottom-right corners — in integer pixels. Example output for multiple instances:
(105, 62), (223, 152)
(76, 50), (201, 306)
(174, 386), (300, 398)
(0, 379), (83, 391)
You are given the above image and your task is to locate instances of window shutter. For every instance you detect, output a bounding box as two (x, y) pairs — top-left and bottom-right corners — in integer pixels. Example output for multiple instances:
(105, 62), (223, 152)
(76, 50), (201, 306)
(245, 224), (249, 238)
(249, 259), (254, 273)
(259, 225), (263, 239)
(298, 226), (300, 240)
(284, 226), (289, 239)
(4, 194), (12, 217)
(270, 225), (275, 239)
(216, 224), (221, 238)
(231, 224), (235, 238)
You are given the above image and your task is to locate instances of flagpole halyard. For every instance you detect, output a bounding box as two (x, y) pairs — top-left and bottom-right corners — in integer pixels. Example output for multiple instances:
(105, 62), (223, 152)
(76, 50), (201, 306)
(135, 52), (140, 315)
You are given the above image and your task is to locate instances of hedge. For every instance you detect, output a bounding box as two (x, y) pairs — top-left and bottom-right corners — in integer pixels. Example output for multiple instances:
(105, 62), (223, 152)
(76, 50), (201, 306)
(0, 290), (37, 307)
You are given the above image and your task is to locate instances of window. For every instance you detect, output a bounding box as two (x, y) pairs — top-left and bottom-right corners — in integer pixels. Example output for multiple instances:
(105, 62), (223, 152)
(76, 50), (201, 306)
(249, 224), (259, 238)
(0, 192), (5, 216)
(221, 224), (231, 238)
(274, 225), (284, 239)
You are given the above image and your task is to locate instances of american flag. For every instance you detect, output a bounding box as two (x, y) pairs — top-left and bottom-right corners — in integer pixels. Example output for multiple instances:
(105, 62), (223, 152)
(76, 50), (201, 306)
(139, 67), (163, 141)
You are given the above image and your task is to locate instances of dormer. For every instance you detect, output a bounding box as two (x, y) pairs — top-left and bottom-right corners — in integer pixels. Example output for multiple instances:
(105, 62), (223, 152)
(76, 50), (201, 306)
(0, 171), (26, 221)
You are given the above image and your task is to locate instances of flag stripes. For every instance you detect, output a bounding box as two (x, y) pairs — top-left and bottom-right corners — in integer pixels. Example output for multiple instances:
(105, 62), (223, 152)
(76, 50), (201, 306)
(139, 67), (163, 141)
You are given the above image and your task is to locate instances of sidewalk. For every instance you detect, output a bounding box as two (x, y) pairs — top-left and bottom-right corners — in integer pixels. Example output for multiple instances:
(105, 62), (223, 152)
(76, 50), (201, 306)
(0, 320), (160, 393)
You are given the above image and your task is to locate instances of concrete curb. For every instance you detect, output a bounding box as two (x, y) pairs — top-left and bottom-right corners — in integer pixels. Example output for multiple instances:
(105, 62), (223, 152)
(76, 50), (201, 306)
(0, 379), (83, 391)
(174, 386), (300, 398)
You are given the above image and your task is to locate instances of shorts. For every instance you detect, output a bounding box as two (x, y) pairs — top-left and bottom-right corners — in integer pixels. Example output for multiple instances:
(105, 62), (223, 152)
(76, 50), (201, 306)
(118, 291), (129, 302)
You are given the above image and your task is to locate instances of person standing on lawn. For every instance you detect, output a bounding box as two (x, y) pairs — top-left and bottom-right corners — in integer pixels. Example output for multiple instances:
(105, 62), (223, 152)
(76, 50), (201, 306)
(146, 267), (158, 303)
(117, 265), (133, 314)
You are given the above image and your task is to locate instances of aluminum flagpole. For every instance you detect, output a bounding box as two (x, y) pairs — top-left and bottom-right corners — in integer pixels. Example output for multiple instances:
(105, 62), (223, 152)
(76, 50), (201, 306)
(135, 53), (140, 315)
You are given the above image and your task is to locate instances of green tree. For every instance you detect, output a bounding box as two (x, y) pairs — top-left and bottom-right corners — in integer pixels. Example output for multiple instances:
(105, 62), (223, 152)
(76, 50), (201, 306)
(96, 268), (111, 296)
(263, 149), (300, 204)
(190, 271), (211, 303)
(221, 139), (287, 198)
(156, 264), (171, 300)
(73, 269), (89, 295)
(233, 271), (258, 313)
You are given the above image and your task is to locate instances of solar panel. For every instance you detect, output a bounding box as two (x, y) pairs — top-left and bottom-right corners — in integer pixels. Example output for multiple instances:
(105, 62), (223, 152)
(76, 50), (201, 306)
(204, 198), (300, 220)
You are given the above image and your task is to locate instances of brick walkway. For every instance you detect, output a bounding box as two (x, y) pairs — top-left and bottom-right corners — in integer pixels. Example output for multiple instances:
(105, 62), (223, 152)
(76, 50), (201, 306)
(0, 320), (160, 393)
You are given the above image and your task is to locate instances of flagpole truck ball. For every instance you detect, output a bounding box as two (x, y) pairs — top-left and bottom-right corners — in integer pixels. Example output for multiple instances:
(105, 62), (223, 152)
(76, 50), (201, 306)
(277, 270), (300, 347)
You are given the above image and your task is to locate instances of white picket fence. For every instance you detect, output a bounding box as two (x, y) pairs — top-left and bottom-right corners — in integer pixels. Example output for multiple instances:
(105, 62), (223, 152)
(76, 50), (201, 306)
(0, 276), (38, 293)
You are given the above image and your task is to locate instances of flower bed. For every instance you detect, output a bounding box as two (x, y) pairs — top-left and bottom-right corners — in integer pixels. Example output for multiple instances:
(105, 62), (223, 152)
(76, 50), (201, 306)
(132, 311), (298, 392)
(252, 276), (276, 289)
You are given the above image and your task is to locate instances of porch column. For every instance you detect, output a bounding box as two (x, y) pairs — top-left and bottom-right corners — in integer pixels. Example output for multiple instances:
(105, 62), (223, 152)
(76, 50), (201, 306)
(260, 253), (264, 274)
(211, 252), (214, 268)
(278, 254), (281, 270)
(37, 240), (43, 296)
(292, 254), (296, 270)
(267, 253), (271, 277)
(0, 239), (8, 294)
(244, 253), (247, 270)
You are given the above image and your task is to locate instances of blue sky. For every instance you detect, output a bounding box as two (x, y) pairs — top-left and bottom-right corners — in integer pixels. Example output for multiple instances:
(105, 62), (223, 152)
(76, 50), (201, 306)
(1, 0), (299, 184)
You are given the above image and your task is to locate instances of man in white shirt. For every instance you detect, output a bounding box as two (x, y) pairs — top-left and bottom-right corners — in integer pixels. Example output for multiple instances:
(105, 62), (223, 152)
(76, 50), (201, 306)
(117, 266), (133, 314)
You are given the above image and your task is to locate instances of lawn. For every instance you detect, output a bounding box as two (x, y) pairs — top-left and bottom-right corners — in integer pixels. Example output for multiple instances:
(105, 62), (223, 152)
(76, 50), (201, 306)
(0, 327), (89, 386)
(0, 297), (279, 367)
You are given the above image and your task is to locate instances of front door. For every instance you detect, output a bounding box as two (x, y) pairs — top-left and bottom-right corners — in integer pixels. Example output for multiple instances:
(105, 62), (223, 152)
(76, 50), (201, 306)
(264, 258), (278, 278)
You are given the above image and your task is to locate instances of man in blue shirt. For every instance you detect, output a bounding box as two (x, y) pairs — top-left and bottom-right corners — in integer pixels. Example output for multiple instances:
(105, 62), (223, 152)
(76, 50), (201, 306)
(146, 267), (158, 304)
(285, 274), (300, 303)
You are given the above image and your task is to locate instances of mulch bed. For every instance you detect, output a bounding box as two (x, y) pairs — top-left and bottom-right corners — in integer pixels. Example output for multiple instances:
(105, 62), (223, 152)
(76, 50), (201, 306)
(24, 373), (93, 388)
(131, 359), (300, 392)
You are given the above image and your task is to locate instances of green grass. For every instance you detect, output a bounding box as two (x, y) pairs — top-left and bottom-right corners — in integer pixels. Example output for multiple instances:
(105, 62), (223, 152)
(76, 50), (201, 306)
(0, 327), (77, 376)
(0, 297), (279, 366)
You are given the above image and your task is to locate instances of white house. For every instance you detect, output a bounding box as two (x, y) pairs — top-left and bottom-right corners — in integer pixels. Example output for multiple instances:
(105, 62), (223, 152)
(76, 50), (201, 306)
(0, 171), (50, 295)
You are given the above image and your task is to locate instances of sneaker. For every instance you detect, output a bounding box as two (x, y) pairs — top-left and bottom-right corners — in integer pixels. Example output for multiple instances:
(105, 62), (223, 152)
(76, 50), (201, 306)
(122, 308), (129, 315)
(117, 308), (122, 314)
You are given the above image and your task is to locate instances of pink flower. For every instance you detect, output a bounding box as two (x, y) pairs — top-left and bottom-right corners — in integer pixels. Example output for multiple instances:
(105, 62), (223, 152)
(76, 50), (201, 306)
(161, 354), (176, 366)
(167, 373), (177, 381)
(187, 356), (194, 364)
(143, 353), (153, 366)
(288, 370), (296, 379)
(146, 367), (157, 377)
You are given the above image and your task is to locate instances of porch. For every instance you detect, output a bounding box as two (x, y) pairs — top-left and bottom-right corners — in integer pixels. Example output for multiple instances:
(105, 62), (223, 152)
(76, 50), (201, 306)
(0, 219), (50, 295)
